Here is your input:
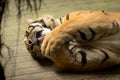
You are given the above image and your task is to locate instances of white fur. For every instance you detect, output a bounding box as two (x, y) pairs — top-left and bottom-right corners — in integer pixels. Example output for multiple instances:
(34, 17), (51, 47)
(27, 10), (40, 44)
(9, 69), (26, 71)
(31, 22), (42, 27)
(41, 27), (51, 36)
(24, 37), (27, 42)
(31, 22), (51, 36)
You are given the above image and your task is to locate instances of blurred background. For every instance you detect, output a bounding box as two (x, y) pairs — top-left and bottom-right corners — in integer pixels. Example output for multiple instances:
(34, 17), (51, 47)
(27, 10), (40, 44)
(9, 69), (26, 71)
(1, 0), (120, 80)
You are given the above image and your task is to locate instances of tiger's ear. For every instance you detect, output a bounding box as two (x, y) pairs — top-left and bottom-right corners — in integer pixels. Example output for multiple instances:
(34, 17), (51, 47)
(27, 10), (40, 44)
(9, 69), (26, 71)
(25, 31), (30, 37)
(27, 19), (33, 24)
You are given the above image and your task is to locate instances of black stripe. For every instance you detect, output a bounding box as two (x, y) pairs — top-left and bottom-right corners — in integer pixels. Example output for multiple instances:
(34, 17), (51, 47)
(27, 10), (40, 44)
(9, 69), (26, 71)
(73, 59), (77, 64)
(59, 17), (63, 24)
(100, 50), (109, 64)
(112, 22), (116, 28)
(112, 21), (120, 33)
(97, 32), (106, 40)
(116, 22), (120, 32)
(102, 10), (107, 15)
(51, 18), (55, 25)
(78, 30), (87, 40)
(33, 20), (41, 23)
(116, 22), (119, 27)
(41, 19), (48, 28)
(66, 14), (69, 20)
(88, 27), (96, 41)
(67, 46), (78, 64)
(51, 18), (54, 22)
(25, 31), (30, 37)
(79, 51), (87, 65)
(33, 19), (47, 27)
(67, 47), (79, 64)
(29, 26), (36, 33)
(70, 46), (76, 51)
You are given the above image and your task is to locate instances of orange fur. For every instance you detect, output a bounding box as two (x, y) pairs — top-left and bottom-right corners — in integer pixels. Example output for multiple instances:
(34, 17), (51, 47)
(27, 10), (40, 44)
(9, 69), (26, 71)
(41, 11), (120, 71)
(24, 10), (120, 71)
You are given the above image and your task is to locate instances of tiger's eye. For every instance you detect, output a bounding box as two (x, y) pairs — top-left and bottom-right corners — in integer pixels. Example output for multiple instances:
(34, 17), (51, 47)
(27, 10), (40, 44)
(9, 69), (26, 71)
(28, 40), (32, 45)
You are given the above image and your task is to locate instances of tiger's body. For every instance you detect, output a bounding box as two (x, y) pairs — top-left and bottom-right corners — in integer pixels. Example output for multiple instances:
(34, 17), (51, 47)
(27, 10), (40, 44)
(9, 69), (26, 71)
(24, 10), (120, 71)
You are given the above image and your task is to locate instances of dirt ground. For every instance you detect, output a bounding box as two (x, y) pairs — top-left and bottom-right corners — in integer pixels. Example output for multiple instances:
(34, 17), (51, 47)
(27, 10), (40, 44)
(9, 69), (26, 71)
(1, 0), (120, 80)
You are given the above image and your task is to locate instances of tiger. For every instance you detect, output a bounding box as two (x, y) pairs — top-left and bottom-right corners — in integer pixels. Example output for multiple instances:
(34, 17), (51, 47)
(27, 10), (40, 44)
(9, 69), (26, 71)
(24, 10), (120, 71)
(24, 11), (88, 58)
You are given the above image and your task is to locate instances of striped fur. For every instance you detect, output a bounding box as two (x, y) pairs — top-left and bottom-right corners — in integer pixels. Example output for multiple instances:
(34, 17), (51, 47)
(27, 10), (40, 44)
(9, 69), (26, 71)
(24, 10), (120, 71)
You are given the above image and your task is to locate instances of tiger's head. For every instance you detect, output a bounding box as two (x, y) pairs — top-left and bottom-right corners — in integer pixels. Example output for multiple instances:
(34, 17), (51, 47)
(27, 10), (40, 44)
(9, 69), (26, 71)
(24, 15), (56, 58)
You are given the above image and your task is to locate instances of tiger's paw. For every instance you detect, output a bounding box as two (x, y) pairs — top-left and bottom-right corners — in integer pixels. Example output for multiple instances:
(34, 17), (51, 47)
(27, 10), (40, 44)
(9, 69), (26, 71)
(41, 31), (72, 58)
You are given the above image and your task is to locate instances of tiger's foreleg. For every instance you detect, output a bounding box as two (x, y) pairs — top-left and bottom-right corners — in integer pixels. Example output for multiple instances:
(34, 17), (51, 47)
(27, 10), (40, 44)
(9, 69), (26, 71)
(41, 16), (120, 57)
(41, 11), (120, 71)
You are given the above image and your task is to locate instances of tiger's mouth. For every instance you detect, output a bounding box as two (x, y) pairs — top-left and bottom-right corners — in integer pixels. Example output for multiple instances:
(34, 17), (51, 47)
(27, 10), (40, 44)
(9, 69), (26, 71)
(36, 29), (51, 44)
(27, 29), (51, 50)
(35, 30), (45, 44)
(37, 35), (45, 44)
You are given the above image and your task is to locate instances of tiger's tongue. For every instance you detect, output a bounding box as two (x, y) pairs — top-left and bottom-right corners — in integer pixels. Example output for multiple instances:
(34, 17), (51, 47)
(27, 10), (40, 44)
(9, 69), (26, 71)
(38, 36), (45, 43)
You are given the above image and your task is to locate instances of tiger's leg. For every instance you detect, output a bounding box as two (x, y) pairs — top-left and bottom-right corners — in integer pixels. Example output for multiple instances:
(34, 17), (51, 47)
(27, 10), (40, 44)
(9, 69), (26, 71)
(65, 40), (120, 71)
(41, 11), (120, 58)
